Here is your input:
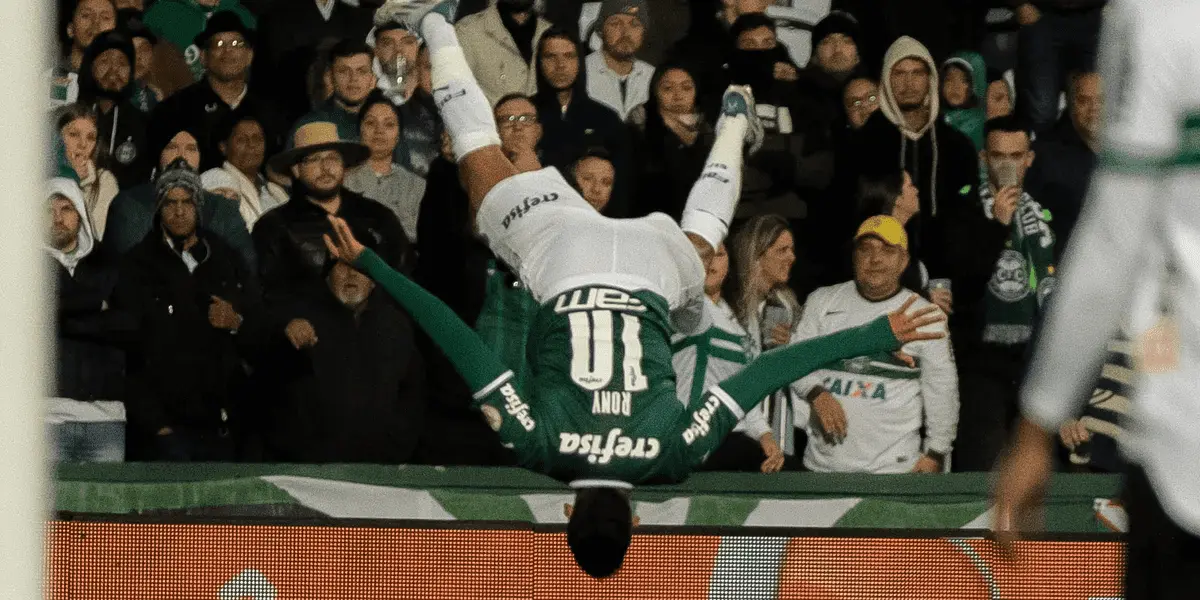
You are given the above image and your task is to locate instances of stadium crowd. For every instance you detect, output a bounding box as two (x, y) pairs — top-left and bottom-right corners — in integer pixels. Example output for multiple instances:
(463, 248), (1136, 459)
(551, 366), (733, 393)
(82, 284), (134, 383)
(48, 0), (1126, 474)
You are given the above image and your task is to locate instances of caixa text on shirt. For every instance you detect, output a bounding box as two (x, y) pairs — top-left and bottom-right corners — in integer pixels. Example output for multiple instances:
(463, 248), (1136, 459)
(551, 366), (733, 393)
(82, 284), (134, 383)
(559, 429), (660, 464)
(501, 192), (560, 229)
(501, 383), (536, 431)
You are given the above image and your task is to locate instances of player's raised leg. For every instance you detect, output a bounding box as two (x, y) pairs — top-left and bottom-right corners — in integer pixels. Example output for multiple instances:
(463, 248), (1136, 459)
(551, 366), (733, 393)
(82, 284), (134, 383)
(388, 0), (516, 217)
(679, 85), (764, 266)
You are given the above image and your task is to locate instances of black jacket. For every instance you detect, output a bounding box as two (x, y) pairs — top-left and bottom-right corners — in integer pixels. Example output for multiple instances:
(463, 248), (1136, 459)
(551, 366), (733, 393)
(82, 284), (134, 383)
(1026, 116), (1097, 257)
(254, 287), (425, 463)
(632, 117), (713, 221)
(113, 229), (260, 436)
(149, 79), (285, 172)
(533, 34), (633, 217)
(52, 246), (131, 404)
(78, 31), (151, 188)
(253, 188), (412, 326)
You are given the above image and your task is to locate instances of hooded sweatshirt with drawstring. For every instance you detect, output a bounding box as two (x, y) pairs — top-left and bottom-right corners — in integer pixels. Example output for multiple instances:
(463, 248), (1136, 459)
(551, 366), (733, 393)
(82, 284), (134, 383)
(941, 51), (988, 151)
(48, 178), (132, 427)
(77, 31), (152, 189)
(827, 37), (991, 298)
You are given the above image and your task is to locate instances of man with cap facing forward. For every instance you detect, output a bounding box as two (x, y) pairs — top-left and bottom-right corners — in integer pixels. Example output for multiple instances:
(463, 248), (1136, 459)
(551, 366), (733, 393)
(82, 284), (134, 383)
(149, 11), (283, 172)
(142, 0), (256, 81)
(113, 158), (259, 461)
(787, 215), (959, 473)
(253, 121), (412, 350)
(585, 0), (654, 123)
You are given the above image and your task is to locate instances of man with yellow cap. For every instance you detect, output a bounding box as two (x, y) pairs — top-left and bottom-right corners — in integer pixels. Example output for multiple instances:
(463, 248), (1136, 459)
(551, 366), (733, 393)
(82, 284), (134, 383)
(787, 215), (960, 474)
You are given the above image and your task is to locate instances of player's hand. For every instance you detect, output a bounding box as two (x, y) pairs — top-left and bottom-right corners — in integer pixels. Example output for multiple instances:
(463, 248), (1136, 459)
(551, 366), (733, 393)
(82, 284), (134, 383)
(812, 391), (848, 442)
(910, 454), (942, 473)
(285, 318), (318, 349)
(759, 434), (785, 473)
(323, 215), (365, 263)
(993, 186), (1021, 226)
(887, 295), (946, 344)
(993, 418), (1054, 551)
(929, 287), (953, 315)
(770, 324), (791, 347)
(1058, 419), (1091, 451)
(1016, 2), (1041, 26)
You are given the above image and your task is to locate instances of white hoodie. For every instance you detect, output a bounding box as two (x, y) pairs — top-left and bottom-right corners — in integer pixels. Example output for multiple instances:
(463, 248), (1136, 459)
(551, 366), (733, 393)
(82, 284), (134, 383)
(47, 177), (96, 277)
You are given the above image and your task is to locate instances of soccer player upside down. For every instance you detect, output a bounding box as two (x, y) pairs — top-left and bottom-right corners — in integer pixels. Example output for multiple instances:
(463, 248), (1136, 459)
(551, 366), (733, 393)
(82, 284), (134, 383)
(324, 0), (946, 579)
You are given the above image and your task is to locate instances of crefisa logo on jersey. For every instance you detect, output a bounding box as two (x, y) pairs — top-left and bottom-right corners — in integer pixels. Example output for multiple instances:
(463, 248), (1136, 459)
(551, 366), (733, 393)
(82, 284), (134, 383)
(501, 192), (559, 229)
(500, 383), (536, 432)
(682, 394), (722, 445)
(559, 428), (660, 464)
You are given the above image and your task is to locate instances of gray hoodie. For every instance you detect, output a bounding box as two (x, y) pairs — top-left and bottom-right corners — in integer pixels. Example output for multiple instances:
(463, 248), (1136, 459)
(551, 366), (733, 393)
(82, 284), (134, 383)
(47, 177), (96, 277)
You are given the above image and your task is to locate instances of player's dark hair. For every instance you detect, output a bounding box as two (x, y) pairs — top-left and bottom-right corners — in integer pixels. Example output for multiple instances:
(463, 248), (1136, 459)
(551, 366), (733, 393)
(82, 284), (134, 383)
(567, 487), (633, 578)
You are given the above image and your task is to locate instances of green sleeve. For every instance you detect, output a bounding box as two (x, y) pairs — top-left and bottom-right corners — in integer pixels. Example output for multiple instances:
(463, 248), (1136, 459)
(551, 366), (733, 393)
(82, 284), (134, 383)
(354, 248), (511, 393)
(717, 315), (900, 412)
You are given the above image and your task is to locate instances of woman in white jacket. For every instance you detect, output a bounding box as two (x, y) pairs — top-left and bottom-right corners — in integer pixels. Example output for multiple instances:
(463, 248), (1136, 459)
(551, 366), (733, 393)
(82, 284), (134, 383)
(56, 104), (119, 240)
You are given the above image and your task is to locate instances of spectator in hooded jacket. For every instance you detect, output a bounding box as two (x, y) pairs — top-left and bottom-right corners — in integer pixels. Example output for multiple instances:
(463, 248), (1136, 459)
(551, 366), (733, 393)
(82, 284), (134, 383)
(253, 248), (425, 464)
(631, 62), (713, 221)
(103, 123), (255, 269)
(150, 11), (284, 173)
(533, 28), (632, 217)
(143, 0), (255, 82)
(201, 110), (289, 232)
(585, 0), (655, 123)
(827, 37), (987, 319)
(455, 0), (552, 107)
(940, 51), (988, 152)
(113, 159), (259, 461)
(48, 177), (130, 463)
(52, 0), (117, 108)
(56, 104), (120, 240)
(77, 30), (151, 189)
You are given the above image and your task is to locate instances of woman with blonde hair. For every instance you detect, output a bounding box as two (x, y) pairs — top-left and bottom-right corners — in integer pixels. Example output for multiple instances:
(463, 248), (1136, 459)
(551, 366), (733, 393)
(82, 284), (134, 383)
(724, 214), (803, 455)
(55, 103), (119, 240)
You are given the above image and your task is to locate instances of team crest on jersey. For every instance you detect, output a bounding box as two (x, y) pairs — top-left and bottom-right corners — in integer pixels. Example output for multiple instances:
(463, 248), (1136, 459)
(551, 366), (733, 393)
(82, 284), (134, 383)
(559, 429), (660, 464)
(989, 249), (1031, 302)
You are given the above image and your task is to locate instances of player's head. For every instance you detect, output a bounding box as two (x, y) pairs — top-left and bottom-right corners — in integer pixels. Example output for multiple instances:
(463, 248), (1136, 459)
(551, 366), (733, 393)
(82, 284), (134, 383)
(566, 487), (634, 578)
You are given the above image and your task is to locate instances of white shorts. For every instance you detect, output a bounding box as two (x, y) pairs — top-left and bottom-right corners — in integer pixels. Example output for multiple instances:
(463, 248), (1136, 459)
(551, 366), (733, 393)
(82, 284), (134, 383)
(475, 167), (705, 311)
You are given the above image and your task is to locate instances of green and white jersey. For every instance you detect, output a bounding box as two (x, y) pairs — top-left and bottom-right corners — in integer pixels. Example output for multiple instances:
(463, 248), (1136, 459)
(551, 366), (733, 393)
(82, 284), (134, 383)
(1020, 0), (1200, 536)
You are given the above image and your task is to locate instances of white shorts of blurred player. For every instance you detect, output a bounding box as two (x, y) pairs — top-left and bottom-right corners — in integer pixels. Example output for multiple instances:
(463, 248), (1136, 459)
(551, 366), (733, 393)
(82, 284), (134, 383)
(475, 167), (704, 310)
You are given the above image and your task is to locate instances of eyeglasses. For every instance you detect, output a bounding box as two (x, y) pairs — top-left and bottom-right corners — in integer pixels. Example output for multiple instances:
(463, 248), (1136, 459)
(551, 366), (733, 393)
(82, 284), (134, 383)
(850, 95), (879, 108)
(212, 38), (249, 50)
(498, 113), (538, 128)
(300, 153), (344, 167)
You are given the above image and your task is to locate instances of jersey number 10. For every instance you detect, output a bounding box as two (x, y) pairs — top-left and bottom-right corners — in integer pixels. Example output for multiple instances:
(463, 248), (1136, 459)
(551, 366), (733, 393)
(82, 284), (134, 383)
(568, 310), (649, 392)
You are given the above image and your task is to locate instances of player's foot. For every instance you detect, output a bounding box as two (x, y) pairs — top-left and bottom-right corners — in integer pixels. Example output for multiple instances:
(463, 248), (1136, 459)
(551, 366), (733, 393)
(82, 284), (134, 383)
(377, 0), (460, 30)
(719, 85), (763, 154)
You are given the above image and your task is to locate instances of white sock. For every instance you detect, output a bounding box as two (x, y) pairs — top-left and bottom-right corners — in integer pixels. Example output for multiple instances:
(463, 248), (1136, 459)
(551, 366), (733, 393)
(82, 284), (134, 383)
(680, 115), (748, 250)
(422, 14), (501, 160)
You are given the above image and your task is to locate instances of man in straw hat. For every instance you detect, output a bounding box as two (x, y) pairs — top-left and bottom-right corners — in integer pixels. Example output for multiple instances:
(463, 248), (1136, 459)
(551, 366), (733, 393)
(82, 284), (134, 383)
(322, 0), (944, 579)
(253, 121), (412, 352)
